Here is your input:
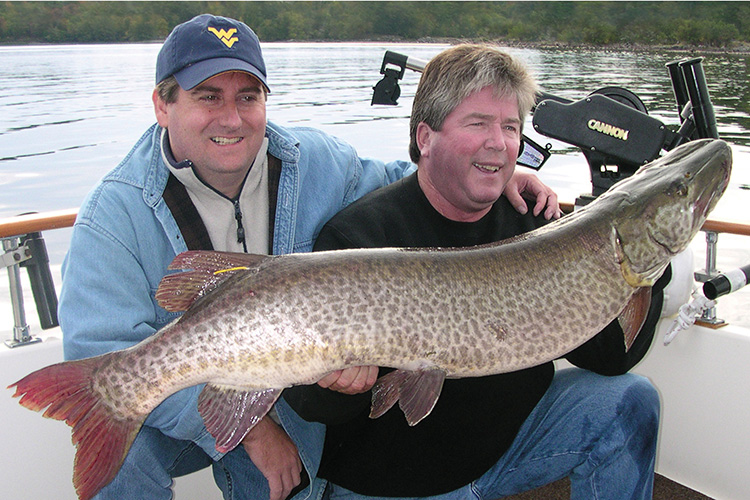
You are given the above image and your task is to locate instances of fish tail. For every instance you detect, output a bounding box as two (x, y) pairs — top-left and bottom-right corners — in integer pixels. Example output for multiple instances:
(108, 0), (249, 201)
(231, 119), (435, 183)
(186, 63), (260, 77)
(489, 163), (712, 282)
(9, 357), (143, 500)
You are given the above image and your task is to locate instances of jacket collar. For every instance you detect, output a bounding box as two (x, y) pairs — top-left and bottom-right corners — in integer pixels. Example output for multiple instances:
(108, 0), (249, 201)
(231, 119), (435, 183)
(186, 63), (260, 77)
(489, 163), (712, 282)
(142, 121), (299, 208)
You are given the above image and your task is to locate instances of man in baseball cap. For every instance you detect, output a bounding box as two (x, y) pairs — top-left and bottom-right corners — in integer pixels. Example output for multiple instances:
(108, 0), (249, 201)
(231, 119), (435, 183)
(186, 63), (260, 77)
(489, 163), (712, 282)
(60, 13), (408, 500)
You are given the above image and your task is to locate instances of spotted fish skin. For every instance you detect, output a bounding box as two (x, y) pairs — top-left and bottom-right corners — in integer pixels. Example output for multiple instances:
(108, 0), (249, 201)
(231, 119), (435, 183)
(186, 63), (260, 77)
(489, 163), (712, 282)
(9, 139), (732, 500)
(129, 139), (732, 399)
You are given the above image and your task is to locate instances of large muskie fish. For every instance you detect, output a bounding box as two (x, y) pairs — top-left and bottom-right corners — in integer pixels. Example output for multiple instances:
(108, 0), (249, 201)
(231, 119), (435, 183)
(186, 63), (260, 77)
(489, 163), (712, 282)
(10, 139), (731, 499)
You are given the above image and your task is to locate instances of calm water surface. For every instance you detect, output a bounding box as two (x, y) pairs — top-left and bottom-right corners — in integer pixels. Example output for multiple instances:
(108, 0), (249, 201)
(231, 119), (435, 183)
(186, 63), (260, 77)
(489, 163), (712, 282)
(1, 43), (749, 329)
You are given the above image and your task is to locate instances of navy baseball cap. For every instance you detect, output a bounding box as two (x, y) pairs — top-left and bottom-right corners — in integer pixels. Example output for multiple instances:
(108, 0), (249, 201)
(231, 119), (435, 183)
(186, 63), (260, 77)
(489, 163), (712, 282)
(156, 14), (269, 92)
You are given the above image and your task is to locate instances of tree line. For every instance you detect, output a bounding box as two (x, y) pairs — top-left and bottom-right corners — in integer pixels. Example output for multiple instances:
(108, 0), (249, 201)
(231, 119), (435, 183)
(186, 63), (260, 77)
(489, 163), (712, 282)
(1, 1), (748, 47)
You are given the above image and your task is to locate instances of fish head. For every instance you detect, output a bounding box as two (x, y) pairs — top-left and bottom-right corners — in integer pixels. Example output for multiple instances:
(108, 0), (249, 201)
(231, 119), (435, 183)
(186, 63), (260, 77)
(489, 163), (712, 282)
(605, 138), (732, 285)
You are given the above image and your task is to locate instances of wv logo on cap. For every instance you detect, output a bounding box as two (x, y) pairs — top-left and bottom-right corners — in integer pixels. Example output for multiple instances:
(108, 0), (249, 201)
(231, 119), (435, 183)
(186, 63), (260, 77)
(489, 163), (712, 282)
(208, 27), (239, 48)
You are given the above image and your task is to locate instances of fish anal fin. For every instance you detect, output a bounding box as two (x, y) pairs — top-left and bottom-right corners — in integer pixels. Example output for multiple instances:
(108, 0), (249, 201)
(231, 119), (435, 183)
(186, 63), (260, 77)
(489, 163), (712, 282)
(198, 384), (281, 453)
(618, 287), (652, 352)
(369, 368), (446, 426)
(9, 356), (144, 500)
(157, 251), (270, 312)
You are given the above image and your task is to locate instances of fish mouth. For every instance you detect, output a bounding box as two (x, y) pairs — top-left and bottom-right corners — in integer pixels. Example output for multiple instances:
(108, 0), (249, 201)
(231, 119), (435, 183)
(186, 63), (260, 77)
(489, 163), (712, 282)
(211, 136), (243, 145)
(473, 162), (501, 173)
(647, 161), (730, 256)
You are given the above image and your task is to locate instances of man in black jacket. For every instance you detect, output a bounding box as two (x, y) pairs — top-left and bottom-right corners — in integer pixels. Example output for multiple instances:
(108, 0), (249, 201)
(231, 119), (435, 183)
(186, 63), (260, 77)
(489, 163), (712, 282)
(285, 44), (665, 500)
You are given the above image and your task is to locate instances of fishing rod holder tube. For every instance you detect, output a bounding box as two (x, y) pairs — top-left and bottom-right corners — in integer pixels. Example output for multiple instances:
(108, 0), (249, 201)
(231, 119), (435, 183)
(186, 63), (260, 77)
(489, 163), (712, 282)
(679, 57), (719, 140)
(2, 231), (59, 347)
(702, 263), (750, 301)
(20, 232), (59, 329)
(666, 60), (691, 123)
(666, 57), (719, 146)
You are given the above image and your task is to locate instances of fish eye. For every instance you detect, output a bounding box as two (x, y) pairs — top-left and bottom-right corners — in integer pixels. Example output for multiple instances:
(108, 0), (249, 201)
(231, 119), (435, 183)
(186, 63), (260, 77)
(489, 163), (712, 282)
(668, 180), (688, 197)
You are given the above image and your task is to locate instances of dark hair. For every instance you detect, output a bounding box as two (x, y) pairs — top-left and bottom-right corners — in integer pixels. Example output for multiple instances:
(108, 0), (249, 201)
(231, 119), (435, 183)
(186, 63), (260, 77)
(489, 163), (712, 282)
(155, 75), (180, 104)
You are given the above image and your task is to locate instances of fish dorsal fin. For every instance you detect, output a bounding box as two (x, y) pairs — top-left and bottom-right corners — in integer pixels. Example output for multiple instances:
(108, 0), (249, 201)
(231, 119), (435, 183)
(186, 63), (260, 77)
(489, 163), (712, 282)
(156, 250), (270, 312)
(618, 287), (652, 351)
(370, 368), (446, 426)
(198, 384), (281, 454)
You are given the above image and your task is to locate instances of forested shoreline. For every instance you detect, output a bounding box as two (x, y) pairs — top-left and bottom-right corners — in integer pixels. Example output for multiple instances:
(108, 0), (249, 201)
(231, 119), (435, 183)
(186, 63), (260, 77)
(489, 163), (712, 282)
(1, 1), (749, 49)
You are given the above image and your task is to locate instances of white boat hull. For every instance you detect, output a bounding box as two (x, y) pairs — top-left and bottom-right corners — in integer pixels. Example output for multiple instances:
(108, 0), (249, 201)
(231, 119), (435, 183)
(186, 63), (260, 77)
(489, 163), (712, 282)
(635, 321), (750, 500)
(1, 335), (222, 500)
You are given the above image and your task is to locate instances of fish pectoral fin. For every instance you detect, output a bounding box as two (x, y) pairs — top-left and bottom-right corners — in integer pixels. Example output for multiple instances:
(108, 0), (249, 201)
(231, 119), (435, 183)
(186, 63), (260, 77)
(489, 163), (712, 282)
(198, 384), (281, 453)
(617, 287), (652, 352)
(369, 368), (446, 426)
(156, 251), (270, 312)
(369, 370), (403, 419)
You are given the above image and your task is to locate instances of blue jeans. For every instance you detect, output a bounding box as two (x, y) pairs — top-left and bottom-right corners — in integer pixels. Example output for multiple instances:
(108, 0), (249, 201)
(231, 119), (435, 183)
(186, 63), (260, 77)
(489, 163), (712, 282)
(94, 399), (326, 500)
(325, 368), (660, 500)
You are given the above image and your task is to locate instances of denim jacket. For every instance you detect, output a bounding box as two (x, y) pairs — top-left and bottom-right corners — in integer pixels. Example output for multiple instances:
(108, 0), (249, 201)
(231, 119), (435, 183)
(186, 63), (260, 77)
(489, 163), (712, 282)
(58, 121), (414, 496)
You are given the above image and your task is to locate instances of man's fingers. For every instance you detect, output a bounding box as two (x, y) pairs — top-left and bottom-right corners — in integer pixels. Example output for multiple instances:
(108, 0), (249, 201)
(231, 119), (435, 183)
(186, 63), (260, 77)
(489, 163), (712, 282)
(534, 192), (561, 220)
(267, 475), (285, 500)
(332, 367), (359, 389)
(267, 459), (302, 500)
(362, 365), (379, 389)
(317, 370), (342, 389)
(317, 366), (379, 394)
(503, 187), (528, 215)
(334, 366), (379, 393)
(280, 462), (302, 500)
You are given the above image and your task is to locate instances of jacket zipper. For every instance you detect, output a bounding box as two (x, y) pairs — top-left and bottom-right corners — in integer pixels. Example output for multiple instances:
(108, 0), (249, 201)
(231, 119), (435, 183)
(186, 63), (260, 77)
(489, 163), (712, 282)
(233, 199), (248, 253)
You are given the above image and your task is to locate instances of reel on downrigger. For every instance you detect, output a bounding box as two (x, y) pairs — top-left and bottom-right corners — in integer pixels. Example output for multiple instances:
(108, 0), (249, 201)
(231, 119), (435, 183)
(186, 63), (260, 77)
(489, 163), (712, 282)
(371, 51), (719, 206)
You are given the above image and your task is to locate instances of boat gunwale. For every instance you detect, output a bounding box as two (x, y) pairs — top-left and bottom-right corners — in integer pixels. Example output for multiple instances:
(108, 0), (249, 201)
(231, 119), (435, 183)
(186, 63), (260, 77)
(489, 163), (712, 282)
(0, 209), (78, 239)
(3, 205), (748, 239)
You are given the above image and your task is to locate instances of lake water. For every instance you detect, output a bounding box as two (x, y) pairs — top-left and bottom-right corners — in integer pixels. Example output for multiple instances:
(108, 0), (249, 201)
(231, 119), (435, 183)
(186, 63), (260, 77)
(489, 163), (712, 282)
(1, 42), (749, 330)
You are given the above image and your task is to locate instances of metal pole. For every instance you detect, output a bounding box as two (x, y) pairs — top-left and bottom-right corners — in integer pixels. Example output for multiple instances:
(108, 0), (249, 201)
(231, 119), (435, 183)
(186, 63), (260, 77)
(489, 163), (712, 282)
(2, 237), (40, 347)
(697, 231), (723, 325)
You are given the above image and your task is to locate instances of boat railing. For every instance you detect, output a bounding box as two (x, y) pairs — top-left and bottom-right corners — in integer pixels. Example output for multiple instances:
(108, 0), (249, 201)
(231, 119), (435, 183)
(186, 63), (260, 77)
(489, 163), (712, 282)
(690, 219), (750, 326)
(1, 207), (749, 347)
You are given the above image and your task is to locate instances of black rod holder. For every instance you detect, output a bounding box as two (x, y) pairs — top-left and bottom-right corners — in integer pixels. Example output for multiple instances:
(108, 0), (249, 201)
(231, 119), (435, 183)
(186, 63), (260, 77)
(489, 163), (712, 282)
(666, 60), (691, 122)
(679, 57), (719, 139)
(20, 232), (59, 329)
